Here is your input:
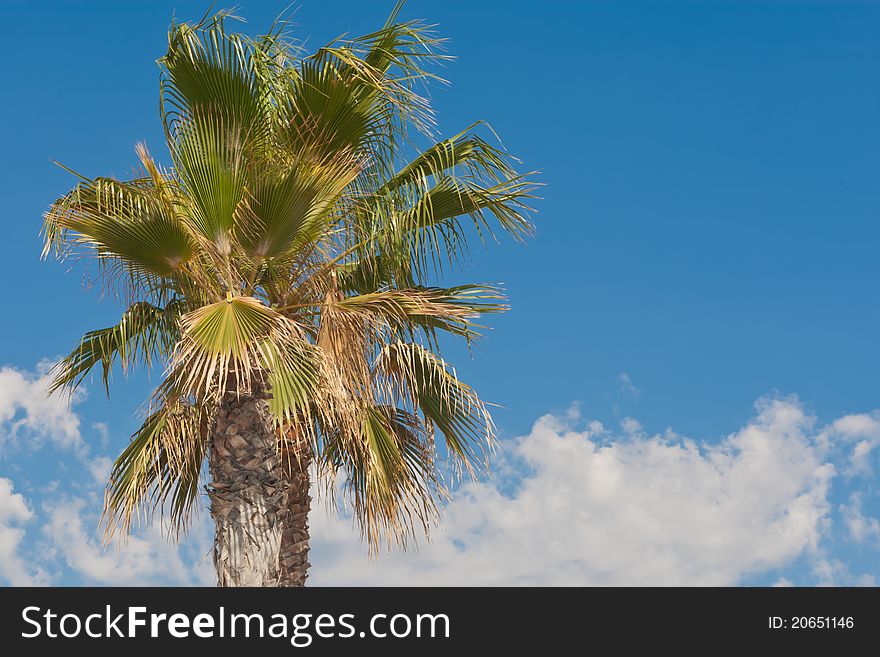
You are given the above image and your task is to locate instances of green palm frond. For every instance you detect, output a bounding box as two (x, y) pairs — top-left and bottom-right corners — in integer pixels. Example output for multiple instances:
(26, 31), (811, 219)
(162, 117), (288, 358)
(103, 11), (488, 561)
(104, 392), (214, 539)
(323, 404), (439, 549)
(375, 341), (494, 471)
(172, 295), (293, 398)
(361, 1), (448, 80)
(404, 175), (536, 240)
(43, 174), (195, 277)
(376, 122), (516, 195)
(263, 337), (320, 425)
(160, 9), (266, 134)
(284, 9), (443, 170)
(290, 54), (370, 153)
(348, 162), (536, 285)
(49, 299), (185, 395)
(170, 109), (251, 246)
(335, 254), (405, 293)
(232, 150), (361, 262)
(337, 284), (507, 343)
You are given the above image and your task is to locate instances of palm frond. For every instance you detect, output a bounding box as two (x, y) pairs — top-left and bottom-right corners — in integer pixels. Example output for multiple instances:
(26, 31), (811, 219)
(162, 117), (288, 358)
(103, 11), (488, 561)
(404, 175), (536, 240)
(171, 295), (289, 398)
(42, 174), (195, 277)
(232, 149), (360, 263)
(160, 10), (265, 135)
(322, 404), (439, 549)
(376, 122), (516, 195)
(315, 283), (371, 398)
(337, 284), (507, 343)
(170, 109), (250, 245)
(103, 393), (214, 540)
(49, 299), (185, 395)
(262, 336), (321, 425)
(349, 168), (536, 286)
(361, 2), (448, 80)
(375, 341), (494, 471)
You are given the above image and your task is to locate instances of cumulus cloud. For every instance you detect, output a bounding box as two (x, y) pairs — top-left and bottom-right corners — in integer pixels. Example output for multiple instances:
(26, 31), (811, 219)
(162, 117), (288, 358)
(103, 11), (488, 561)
(0, 478), (49, 585)
(0, 362), (115, 485)
(1, 356), (876, 587)
(0, 363), (85, 455)
(87, 456), (113, 484)
(310, 397), (837, 586)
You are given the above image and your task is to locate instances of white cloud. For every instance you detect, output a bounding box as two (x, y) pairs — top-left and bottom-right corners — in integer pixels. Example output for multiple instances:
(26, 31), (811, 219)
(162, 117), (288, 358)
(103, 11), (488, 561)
(811, 558), (876, 587)
(0, 361), (116, 485)
(310, 397), (836, 586)
(619, 416), (643, 436)
(0, 364), (85, 455)
(1, 358), (876, 588)
(0, 478), (49, 585)
(42, 497), (213, 586)
(827, 413), (880, 475)
(88, 456), (113, 484)
(0, 360), (213, 587)
(832, 414), (880, 438)
(840, 493), (880, 545)
(92, 422), (111, 449)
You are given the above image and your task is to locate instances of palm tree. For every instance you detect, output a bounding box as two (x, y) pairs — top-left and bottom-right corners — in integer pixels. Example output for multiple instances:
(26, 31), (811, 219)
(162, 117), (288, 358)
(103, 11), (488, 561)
(42, 5), (535, 587)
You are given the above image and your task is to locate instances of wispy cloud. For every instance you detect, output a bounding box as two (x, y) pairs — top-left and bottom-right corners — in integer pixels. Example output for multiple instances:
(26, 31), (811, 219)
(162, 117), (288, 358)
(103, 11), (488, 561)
(618, 372), (641, 400)
(840, 493), (880, 545)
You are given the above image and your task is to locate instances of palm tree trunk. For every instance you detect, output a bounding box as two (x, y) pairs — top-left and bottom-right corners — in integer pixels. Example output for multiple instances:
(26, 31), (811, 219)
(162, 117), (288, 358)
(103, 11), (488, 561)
(208, 393), (312, 586)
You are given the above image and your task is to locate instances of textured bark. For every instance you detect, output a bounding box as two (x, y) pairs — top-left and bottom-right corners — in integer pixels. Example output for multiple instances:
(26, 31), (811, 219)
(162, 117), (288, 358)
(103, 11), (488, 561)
(208, 393), (312, 587)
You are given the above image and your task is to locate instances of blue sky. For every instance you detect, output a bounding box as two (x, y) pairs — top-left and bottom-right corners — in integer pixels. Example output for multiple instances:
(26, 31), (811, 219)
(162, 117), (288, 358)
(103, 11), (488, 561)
(1, 0), (878, 586)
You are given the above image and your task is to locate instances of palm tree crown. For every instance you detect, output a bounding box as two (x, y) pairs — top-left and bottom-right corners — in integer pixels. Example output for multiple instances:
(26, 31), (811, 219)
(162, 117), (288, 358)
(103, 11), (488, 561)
(42, 6), (535, 561)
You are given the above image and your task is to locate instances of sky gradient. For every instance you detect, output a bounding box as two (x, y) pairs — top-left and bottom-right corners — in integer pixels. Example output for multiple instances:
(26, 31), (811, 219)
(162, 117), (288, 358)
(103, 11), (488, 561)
(1, 0), (878, 586)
